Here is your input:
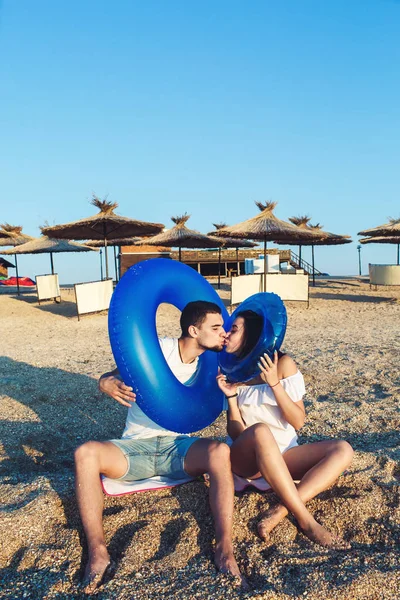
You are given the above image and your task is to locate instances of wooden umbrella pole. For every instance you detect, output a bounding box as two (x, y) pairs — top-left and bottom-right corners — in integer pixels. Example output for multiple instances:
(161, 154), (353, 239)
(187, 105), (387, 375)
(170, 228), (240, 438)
(118, 246), (121, 280)
(179, 246), (182, 262)
(312, 245), (315, 287)
(15, 254), (20, 296)
(299, 245), (302, 265)
(263, 237), (267, 292)
(113, 246), (118, 282)
(218, 247), (221, 289)
(103, 222), (109, 279)
(50, 252), (54, 275)
(397, 244), (399, 265)
(236, 247), (240, 275)
(100, 248), (103, 280)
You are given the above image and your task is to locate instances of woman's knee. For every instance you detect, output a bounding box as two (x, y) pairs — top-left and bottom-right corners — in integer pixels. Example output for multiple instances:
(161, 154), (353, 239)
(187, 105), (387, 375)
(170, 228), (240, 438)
(330, 440), (354, 465)
(250, 422), (273, 443)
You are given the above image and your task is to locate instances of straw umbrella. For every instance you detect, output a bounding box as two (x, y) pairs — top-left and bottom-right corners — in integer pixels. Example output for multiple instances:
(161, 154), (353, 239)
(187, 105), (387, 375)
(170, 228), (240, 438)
(288, 215), (312, 264)
(137, 214), (223, 261)
(358, 217), (400, 238)
(359, 236), (400, 265)
(274, 223), (352, 286)
(2, 235), (98, 276)
(307, 224), (352, 286)
(0, 224), (34, 295)
(215, 201), (316, 291)
(86, 237), (141, 281)
(207, 223), (257, 288)
(42, 196), (164, 279)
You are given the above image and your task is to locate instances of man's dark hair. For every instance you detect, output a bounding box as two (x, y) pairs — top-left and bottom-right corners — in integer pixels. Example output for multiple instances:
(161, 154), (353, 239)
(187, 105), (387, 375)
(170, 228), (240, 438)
(180, 300), (222, 337)
(236, 310), (263, 359)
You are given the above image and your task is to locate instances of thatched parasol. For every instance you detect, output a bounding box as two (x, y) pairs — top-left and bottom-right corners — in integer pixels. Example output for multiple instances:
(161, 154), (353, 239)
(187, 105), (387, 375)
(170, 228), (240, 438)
(86, 237), (141, 281)
(307, 224), (352, 286)
(0, 224), (34, 295)
(137, 214), (223, 262)
(2, 234), (98, 275)
(207, 223), (257, 288)
(41, 196), (164, 278)
(358, 217), (400, 238)
(216, 202), (316, 291)
(359, 236), (400, 265)
(274, 222), (352, 286)
(0, 257), (15, 270)
(287, 215), (319, 263)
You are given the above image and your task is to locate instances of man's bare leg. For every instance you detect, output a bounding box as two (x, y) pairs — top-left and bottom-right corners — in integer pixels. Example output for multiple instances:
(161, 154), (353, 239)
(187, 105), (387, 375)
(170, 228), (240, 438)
(231, 425), (351, 549)
(74, 441), (128, 592)
(257, 440), (354, 541)
(184, 439), (246, 584)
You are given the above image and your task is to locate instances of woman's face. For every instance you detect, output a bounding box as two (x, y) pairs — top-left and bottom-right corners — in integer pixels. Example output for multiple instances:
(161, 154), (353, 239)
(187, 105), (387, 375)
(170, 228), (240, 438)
(224, 317), (246, 355)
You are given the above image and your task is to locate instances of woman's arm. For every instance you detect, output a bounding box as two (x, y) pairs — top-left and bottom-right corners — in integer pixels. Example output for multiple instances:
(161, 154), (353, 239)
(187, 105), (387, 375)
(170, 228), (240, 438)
(216, 373), (247, 440)
(259, 352), (306, 430)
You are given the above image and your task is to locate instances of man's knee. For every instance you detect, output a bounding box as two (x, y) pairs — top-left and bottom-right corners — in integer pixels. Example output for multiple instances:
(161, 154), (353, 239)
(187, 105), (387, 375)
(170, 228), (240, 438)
(74, 441), (102, 467)
(207, 440), (231, 469)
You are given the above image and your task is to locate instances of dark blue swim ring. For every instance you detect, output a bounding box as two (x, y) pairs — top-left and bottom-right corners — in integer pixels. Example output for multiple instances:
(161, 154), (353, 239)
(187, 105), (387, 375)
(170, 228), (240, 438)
(218, 292), (287, 383)
(108, 258), (228, 434)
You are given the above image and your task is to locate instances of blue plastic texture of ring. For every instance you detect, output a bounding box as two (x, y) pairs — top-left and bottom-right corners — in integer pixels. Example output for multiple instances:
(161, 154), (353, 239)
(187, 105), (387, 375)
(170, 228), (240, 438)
(108, 258), (229, 434)
(218, 292), (287, 383)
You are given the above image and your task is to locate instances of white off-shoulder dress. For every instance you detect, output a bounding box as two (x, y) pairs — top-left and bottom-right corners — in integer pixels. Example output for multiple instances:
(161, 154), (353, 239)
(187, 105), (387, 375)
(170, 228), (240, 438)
(235, 370), (306, 454)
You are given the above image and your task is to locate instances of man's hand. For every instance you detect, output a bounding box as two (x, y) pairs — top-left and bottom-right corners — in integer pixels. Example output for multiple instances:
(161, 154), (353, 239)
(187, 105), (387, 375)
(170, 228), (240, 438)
(99, 375), (136, 407)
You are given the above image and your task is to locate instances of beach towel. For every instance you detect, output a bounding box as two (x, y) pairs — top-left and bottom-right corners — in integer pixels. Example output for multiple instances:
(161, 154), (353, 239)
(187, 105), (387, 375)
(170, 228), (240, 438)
(0, 276), (35, 287)
(101, 473), (271, 496)
(101, 475), (195, 496)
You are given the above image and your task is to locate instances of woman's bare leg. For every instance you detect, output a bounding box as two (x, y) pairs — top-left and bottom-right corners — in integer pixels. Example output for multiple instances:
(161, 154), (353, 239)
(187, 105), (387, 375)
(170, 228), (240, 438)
(231, 424), (350, 549)
(257, 440), (354, 540)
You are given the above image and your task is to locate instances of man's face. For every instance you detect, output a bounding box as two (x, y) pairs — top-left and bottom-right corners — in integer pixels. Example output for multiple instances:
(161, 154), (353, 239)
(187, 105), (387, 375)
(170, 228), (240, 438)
(194, 312), (226, 352)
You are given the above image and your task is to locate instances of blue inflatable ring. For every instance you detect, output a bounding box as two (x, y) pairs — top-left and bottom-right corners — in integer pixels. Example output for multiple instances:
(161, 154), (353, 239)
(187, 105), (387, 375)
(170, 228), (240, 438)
(108, 258), (229, 434)
(218, 292), (287, 383)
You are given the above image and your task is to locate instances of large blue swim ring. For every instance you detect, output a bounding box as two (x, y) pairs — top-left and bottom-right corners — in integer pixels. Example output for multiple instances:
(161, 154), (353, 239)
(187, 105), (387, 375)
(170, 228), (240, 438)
(218, 292), (287, 383)
(108, 259), (229, 434)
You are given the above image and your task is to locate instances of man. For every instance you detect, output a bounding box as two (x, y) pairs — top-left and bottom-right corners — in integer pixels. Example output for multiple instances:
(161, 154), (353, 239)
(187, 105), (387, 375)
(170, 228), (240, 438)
(74, 300), (243, 592)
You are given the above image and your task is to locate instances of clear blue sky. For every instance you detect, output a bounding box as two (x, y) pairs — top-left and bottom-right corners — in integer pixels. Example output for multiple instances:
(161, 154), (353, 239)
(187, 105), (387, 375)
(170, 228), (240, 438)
(1, 0), (399, 283)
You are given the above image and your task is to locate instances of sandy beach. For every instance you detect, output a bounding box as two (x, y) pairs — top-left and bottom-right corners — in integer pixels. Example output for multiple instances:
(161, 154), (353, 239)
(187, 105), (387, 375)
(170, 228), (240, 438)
(0, 279), (399, 599)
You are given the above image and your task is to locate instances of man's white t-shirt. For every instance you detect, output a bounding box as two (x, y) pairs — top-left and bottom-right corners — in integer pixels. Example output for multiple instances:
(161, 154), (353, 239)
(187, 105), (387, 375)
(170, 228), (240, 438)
(122, 338), (198, 440)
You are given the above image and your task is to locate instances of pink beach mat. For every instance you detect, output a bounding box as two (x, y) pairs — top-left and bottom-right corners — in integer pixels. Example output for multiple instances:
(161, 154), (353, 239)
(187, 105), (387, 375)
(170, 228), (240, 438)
(101, 473), (271, 496)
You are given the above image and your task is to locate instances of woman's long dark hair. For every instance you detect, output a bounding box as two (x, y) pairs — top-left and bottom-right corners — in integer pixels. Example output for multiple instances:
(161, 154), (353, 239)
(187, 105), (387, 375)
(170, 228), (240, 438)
(235, 309), (286, 361)
(235, 310), (264, 359)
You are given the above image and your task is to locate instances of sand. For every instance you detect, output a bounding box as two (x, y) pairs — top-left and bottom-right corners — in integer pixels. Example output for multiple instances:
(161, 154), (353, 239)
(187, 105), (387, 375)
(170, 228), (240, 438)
(0, 279), (399, 599)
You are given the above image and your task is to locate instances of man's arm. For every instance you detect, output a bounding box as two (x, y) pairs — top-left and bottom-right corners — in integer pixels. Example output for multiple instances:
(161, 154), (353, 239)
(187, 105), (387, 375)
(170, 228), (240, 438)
(99, 368), (136, 407)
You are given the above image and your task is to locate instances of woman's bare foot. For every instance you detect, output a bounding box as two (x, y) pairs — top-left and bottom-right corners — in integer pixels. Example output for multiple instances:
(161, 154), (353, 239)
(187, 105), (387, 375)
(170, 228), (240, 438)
(300, 520), (351, 550)
(82, 545), (112, 594)
(257, 504), (288, 541)
(214, 543), (250, 590)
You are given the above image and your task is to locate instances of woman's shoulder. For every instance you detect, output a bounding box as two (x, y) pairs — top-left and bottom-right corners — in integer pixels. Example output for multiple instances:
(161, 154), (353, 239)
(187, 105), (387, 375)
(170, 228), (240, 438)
(277, 353), (299, 379)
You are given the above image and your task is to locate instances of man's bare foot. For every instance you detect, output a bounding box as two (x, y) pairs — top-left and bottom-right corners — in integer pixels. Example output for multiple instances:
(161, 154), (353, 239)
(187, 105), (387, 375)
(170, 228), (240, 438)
(300, 520), (351, 550)
(82, 545), (113, 594)
(257, 504), (287, 541)
(214, 543), (250, 590)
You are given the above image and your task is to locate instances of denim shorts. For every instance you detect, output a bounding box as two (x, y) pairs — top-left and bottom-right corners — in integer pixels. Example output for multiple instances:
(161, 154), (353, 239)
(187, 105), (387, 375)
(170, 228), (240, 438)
(109, 435), (199, 482)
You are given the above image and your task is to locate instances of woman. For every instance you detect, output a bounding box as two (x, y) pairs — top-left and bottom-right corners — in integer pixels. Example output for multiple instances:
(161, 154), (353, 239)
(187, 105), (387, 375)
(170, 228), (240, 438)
(217, 310), (354, 549)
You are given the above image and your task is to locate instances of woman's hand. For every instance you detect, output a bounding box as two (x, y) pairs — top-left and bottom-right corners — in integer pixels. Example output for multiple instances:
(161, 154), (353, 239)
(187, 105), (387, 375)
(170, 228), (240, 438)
(99, 375), (136, 407)
(216, 372), (239, 397)
(258, 351), (280, 387)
